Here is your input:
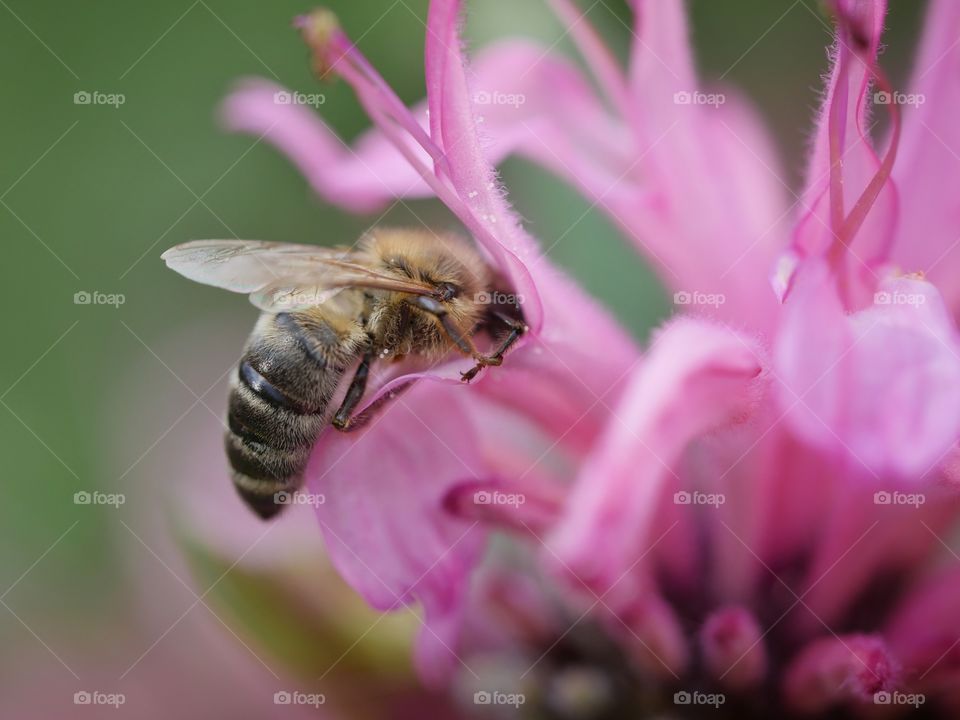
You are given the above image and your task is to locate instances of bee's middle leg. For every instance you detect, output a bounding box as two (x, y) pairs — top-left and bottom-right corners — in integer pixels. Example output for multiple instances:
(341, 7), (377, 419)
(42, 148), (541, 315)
(332, 350), (374, 431)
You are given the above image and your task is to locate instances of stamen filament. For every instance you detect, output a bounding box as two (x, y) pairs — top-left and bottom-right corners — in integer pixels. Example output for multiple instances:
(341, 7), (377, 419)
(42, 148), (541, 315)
(299, 11), (452, 178)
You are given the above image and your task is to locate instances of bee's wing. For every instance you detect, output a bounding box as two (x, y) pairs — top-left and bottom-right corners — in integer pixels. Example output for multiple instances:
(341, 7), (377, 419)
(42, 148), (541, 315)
(162, 240), (435, 311)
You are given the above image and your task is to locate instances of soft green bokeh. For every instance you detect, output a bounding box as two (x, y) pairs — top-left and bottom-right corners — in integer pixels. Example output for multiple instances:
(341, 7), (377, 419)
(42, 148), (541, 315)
(0, 0), (926, 680)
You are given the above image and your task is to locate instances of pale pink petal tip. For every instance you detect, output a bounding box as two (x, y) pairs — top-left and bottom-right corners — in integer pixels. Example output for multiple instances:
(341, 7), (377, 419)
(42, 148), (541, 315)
(607, 595), (689, 679)
(700, 607), (767, 690)
(783, 635), (899, 714)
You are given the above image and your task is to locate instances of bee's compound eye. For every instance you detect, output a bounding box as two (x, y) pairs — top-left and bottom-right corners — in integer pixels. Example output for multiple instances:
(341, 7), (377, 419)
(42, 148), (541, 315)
(436, 282), (459, 301)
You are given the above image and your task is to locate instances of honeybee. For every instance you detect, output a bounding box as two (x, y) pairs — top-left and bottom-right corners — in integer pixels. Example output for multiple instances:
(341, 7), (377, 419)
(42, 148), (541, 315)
(162, 229), (526, 519)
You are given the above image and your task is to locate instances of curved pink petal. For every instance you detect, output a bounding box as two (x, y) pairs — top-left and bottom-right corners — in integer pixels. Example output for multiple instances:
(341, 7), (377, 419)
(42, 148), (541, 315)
(782, 635), (899, 713)
(775, 263), (960, 479)
(547, 317), (765, 593)
(700, 606), (767, 690)
(304, 382), (485, 685)
(778, 0), (898, 305)
(425, 0), (544, 332)
(602, 593), (690, 678)
(890, 0), (960, 314)
(221, 78), (431, 212)
(627, 0), (696, 126)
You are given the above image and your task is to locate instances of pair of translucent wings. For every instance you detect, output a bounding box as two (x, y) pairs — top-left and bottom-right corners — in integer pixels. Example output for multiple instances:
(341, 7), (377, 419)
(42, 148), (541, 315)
(162, 240), (435, 312)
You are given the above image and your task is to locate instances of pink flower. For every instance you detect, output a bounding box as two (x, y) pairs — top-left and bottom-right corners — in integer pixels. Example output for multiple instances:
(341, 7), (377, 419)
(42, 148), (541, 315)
(219, 0), (636, 686)
(216, 0), (960, 715)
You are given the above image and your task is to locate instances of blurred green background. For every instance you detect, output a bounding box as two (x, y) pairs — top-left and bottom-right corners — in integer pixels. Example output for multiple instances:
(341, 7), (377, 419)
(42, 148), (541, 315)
(0, 0), (926, 705)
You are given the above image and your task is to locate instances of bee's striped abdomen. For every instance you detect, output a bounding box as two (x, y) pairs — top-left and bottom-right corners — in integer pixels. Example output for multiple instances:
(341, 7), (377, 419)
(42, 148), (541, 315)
(226, 311), (366, 519)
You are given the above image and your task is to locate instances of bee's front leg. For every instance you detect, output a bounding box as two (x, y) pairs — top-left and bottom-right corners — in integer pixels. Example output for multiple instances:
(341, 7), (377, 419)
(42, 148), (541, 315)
(413, 297), (525, 383)
(459, 312), (526, 383)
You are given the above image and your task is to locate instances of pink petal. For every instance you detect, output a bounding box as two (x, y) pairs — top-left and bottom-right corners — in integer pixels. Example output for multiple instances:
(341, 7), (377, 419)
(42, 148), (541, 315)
(627, 0), (696, 122)
(531, 1), (789, 331)
(775, 263), (960, 479)
(890, 0), (960, 314)
(425, 0), (543, 331)
(782, 634), (899, 713)
(794, 483), (959, 633)
(603, 593), (689, 678)
(221, 79), (431, 212)
(547, 317), (764, 594)
(443, 478), (563, 535)
(304, 382), (485, 685)
(886, 569), (960, 699)
(700, 606), (767, 690)
(779, 0), (898, 304)
(470, 41), (637, 216)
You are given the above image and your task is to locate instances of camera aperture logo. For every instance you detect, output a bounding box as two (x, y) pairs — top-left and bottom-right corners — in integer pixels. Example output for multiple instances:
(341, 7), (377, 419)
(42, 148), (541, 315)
(874, 691), (925, 708)
(273, 90), (326, 108)
(74, 691), (125, 708)
(473, 489), (525, 508)
(673, 290), (725, 308)
(74, 290), (125, 308)
(473, 90), (526, 108)
(74, 490), (125, 508)
(674, 690), (725, 708)
(74, 91), (125, 108)
(874, 290), (925, 307)
(674, 490), (725, 508)
(473, 690), (525, 707)
(474, 291), (524, 308)
(673, 90), (726, 108)
(273, 691), (326, 707)
(274, 490), (326, 507)
(874, 490), (925, 508)
(874, 91), (925, 107)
